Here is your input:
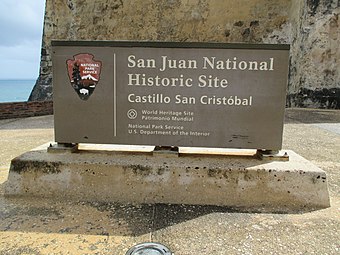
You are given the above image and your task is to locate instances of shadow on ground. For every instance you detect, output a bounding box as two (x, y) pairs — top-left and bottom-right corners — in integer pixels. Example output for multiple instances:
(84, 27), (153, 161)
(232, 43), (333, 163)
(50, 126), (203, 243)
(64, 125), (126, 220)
(0, 193), (317, 238)
(285, 108), (340, 124)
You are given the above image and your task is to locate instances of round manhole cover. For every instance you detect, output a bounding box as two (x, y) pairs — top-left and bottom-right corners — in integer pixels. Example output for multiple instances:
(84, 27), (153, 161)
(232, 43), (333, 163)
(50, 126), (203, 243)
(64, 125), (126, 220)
(125, 242), (172, 255)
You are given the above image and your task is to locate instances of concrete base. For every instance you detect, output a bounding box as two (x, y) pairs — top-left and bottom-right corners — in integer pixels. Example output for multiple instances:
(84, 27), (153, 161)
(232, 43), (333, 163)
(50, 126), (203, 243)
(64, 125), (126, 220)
(5, 144), (330, 211)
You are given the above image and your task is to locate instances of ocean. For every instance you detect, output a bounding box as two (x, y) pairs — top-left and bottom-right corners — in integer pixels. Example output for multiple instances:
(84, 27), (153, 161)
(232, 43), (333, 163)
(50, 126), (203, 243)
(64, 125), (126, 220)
(0, 79), (35, 103)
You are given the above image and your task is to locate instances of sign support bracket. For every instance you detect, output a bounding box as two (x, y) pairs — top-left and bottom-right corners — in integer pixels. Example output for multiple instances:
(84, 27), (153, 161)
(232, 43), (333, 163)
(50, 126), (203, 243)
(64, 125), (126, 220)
(153, 146), (179, 158)
(256, 149), (289, 161)
(47, 143), (79, 153)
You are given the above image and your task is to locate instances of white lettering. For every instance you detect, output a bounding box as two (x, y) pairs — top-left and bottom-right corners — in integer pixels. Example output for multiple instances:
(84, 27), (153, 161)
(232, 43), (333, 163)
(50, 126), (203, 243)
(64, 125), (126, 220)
(160, 56), (197, 72)
(202, 56), (275, 71)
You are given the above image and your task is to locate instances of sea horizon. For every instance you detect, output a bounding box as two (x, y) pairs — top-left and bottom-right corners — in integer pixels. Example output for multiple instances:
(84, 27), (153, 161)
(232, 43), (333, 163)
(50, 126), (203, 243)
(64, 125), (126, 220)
(0, 79), (36, 103)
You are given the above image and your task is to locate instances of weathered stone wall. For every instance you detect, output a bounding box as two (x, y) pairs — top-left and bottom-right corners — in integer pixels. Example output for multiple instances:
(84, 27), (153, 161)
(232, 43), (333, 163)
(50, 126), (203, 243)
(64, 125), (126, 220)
(29, 0), (340, 109)
(288, 0), (340, 108)
(0, 101), (53, 120)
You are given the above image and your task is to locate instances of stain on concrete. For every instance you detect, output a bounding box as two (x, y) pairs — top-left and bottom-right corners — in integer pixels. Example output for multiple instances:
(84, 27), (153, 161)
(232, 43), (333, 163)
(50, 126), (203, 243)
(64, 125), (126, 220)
(10, 159), (61, 174)
(207, 168), (222, 177)
(124, 164), (153, 176)
(157, 166), (167, 175)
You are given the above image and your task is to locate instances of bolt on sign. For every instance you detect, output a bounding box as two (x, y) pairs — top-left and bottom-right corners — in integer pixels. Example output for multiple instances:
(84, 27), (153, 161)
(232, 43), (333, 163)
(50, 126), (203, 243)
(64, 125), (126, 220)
(52, 41), (290, 150)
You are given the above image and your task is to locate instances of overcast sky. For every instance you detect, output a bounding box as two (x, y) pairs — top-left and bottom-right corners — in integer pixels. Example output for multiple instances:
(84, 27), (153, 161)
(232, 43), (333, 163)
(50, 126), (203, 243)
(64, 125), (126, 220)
(0, 0), (45, 79)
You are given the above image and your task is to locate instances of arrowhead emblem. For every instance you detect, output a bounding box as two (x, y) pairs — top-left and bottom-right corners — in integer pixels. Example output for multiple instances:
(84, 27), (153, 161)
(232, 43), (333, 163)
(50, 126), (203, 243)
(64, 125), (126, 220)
(66, 53), (102, 100)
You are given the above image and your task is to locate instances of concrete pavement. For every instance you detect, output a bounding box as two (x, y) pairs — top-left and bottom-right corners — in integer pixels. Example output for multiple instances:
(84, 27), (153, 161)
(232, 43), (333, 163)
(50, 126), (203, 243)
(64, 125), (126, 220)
(0, 109), (339, 255)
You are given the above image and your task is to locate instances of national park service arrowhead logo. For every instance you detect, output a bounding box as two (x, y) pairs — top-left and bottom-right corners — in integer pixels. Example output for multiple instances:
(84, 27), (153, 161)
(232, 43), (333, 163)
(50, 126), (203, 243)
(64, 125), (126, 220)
(67, 53), (102, 100)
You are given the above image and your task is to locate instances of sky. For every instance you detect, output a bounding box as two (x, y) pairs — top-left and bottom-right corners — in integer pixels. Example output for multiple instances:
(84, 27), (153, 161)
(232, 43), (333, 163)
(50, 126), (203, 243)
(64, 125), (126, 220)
(0, 0), (45, 79)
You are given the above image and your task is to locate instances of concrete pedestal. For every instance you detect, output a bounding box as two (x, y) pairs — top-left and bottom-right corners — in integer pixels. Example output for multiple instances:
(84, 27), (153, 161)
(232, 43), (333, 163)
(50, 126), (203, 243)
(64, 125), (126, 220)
(5, 144), (330, 211)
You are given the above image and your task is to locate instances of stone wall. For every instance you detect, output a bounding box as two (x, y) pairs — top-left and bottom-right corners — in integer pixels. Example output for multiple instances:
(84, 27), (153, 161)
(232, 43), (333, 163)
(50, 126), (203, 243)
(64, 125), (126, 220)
(29, 0), (340, 109)
(0, 101), (53, 120)
(288, 0), (340, 108)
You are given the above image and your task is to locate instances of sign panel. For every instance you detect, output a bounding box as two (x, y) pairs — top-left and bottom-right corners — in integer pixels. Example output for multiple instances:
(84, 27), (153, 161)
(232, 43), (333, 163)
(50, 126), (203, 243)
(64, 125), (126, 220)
(52, 41), (289, 150)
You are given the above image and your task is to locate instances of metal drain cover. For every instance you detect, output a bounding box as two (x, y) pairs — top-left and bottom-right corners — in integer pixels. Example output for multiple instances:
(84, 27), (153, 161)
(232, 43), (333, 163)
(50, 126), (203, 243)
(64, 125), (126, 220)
(125, 242), (172, 255)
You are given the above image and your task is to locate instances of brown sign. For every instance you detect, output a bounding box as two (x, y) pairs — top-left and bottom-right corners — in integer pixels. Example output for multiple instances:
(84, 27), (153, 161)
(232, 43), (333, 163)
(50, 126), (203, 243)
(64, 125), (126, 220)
(52, 41), (290, 150)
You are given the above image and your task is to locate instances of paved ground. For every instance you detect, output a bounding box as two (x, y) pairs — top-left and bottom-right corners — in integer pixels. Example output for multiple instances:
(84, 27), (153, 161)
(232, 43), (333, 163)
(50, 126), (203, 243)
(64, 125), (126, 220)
(0, 108), (339, 255)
